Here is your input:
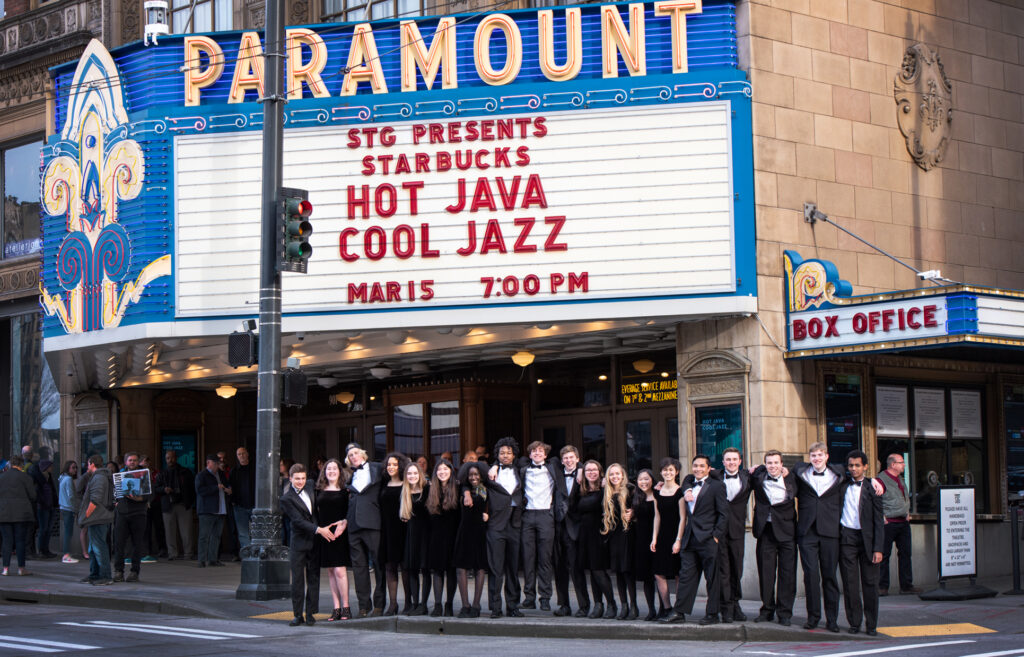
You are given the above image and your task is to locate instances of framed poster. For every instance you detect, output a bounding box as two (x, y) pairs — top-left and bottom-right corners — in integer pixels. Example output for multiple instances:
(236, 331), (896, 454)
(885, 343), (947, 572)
(950, 390), (982, 439)
(914, 388), (947, 438)
(695, 403), (743, 470)
(160, 431), (197, 473)
(876, 385), (909, 437)
(937, 486), (976, 579)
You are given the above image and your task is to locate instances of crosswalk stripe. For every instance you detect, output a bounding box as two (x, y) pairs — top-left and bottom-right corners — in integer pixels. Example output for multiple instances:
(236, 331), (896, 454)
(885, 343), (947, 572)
(954, 651), (1024, 657)
(0, 641), (62, 653)
(56, 622), (258, 640)
(0, 635), (100, 651)
(818, 640), (977, 657)
(82, 620), (260, 639)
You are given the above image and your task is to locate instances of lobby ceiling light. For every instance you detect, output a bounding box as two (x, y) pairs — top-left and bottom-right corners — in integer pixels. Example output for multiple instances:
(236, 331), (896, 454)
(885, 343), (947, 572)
(452, 327), (472, 337)
(511, 351), (535, 367)
(216, 384), (237, 399)
(386, 330), (409, 344)
(661, 371), (670, 378)
(169, 359), (189, 372)
(369, 364), (392, 379)
(334, 391), (355, 404)
(317, 377), (338, 388)
(633, 358), (655, 374)
(327, 338), (349, 351)
(598, 374), (608, 381)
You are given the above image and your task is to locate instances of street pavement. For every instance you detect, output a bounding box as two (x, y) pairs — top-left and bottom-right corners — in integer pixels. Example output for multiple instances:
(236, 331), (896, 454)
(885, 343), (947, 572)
(0, 555), (1021, 650)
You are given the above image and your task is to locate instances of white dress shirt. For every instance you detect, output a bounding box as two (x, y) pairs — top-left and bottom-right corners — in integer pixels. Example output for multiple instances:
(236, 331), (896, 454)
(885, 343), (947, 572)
(803, 466), (838, 496)
(295, 486), (312, 514)
(723, 470), (742, 501)
(687, 477), (708, 513)
(563, 470), (576, 497)
(841, 479), (864, 530)
(762, 474), (786, 522)
(351, 464), (370, 493)
(496, 464), (517, 504)
(524, 463), (553, 510)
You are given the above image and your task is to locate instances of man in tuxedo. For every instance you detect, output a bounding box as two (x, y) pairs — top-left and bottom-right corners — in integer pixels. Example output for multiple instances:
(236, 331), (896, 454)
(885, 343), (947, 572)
(749, 450), (798, 626)
(552, 445), (588, 617)
(716, 447), (752, 622)
(517, 440), (559, 611)
(480, 436), (524, 617)
(661, 454), (728, 625)
(280, 463), (335, 627)
(793, 442), (846, 632)
(345, 443), (385, 617)
(839, 450), (884, 636)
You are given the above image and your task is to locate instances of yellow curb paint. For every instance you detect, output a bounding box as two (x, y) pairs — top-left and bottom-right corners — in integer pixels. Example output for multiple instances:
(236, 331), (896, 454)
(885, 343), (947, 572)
(877, 623), (996, 637)
(250, 611), (330, 621)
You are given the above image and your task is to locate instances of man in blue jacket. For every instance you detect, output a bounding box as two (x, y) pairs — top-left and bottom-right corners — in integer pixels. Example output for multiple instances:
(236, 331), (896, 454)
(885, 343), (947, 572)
(195, 454), (231, 568)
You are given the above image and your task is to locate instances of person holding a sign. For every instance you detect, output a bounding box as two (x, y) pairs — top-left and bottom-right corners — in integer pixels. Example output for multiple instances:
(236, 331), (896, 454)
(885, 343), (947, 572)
(838, 450), (884, 636)
(113, 452), (152, 582)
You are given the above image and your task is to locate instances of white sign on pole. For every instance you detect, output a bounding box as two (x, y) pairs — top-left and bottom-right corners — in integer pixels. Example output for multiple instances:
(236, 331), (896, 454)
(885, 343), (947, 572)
(876, 385), (909, 437)
(937, 486), (976, 579)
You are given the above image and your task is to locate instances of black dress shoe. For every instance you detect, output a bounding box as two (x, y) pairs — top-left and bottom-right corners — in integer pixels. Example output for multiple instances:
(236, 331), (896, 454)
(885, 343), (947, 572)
(384, 604), (398, 617)
(370, 607), (384, 617)
(574, 607), (590, 618)
(430, 604), (443, 617)
(827, 622), (840, 633)
(604, 603), (618, 619)
(848, 626), (860, 634)
(627, 605), (639, 620)
(305, 614), (316, 626)
(720, 614), (732, 624)
(755, 612), (773, 623)
(289, 616), (304, 627)
(553, 605), (571, 617)
(778, 617), (792, 626)
(520, 599), (536, 609)
(659, 611), (686, 624)
(458, 607), (472, 618)
(444, 602), (454, 617)
(616, 605), (629, 620)
(866, 629), (878, 636)
(490, 609), (503, 619)
(803, 619), (819, 630)
(698, 615), (719, 626)
(644, 610), (658, 621)
(539, 600), (551, 612)
(507, 607), (524, 618)
(470, 607), (481, 618)
(732, 610), (747, 622)
(587, 603), (604, 619)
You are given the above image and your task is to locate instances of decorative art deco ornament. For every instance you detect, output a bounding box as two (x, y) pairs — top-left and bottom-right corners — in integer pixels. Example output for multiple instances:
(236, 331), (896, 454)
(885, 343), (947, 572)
(893, 43), (952, 171)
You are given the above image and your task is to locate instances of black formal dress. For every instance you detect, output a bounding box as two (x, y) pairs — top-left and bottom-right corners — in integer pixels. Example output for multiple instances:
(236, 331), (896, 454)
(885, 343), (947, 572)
(453, 488), (488, 570)
(575, 489), (609, 570)
(403, 488), (430, 571)
(653, 489), (683, 577)
(427, 501), (460, 572)
(632, 497), (656, 580)
(607, 487), (634, 574)
(316, 489), (351, 568)
(378, 484), (405, 564)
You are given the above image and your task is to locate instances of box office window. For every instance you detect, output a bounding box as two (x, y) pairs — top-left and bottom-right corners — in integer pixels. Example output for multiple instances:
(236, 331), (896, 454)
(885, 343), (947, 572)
(875, 384), (988, 514)
(824, 373), (863, 465)
(694, 403), (742, 470)
(1006, 385), (1024, 495)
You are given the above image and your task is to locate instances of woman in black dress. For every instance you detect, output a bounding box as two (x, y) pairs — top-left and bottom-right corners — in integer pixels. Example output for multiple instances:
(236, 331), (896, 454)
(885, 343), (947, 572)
(401, 461), (430, 615)
(316, 459), (352, 621)
(426, 459), (460, 616)
(632, 469), (658, 620)
(651, 457), (685, 619)
(378, 453), (409, 615)
(573, 460), (615, 619)
(603, 463), (637, 620)
(453, 461), (488, 617)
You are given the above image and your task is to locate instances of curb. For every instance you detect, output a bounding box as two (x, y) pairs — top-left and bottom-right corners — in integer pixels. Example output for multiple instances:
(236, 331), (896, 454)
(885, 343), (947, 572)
(0, 588), (229, 620)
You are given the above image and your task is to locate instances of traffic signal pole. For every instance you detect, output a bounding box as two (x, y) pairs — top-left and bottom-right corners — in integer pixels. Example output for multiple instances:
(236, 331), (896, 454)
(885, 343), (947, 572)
(236, 0), (290, 600)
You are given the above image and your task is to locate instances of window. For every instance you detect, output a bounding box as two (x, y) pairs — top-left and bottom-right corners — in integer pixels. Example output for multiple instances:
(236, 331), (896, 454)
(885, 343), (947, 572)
(171, 0), (231, 33)
(2, 139), (43, 259)
(824, 373), (862, 465)
(1005, 385), (1024, 495)
(322, 0), (423, 22)
(11, 313), (59, 462)
(694, 403), (742, 470)
(81, 429), (107, 464)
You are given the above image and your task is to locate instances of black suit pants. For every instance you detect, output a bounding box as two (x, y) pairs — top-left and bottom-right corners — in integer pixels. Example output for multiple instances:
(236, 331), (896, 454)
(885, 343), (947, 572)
(487, 522), (521, 611)
(718, 534), (744, 616)
(113, 512), (147, 574)
(553, 520), (588, 610)
(840, 526), (879, 631)
(673, 537), (720, 616)
(755, 523), (796, 619)
(290, 546), (320, 617)
(879, 521), (913, 591)
(798, 528), (840, 624)
(521, 509), (554, 602)
(349, 528), (385, 612)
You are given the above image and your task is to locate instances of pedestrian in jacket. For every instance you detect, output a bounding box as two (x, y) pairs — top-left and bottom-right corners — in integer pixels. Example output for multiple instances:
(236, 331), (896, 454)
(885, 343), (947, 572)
(79, 455), (115, 584)
(58, 461), (81, 563)
(35, 460), (58, 558)
(0, 455), (36, 576)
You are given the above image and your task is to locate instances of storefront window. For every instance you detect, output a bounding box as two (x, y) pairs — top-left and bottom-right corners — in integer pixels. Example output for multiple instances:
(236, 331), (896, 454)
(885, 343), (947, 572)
(171, 0), (231, 32)
(536, 358), (611, 411)
(542, 426), (567, 457)
(823, 373), (862, 465)
(2, 140), (43, 259)
(694, 403), (742, 469)
(430, 401), (459, 464)
(11, 313), (59, 462)
(667, 418), (679, 461)
(373, 423), (387, 461)
(581, 422), (605, 464)
(1005, 385), (1024, 495)
(624, 419), (651, 478)
(80, 429), (107, 464)
(322, 0), (423, 22)
(393, 403), (424, 458)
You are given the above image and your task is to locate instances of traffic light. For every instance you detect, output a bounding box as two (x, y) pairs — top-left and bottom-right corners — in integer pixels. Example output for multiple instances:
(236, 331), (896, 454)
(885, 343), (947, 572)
(279, 187), (313, 273)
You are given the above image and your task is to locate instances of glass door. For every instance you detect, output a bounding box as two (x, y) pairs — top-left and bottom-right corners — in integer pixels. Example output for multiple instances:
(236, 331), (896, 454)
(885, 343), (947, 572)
(619, 407), (678, 478)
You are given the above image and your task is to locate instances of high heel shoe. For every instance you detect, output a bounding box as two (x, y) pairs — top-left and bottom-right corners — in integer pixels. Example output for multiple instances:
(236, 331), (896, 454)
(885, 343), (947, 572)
(587, 603), (604, 619)
(339, 607), (352, 620)
(644, 609), (658, 621)
(604, 602), (618, 619)
(430, 604), (443, 617)
(384, 603), (398, 617)
(628, 604), (640, 620)
(444, 602), (454, 617)
(328, 608), (342, 621)
(616, 604), (629, 620)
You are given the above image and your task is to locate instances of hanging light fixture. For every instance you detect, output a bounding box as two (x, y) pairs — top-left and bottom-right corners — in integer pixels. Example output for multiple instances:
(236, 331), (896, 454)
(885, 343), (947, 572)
(632, 358), (655, 374)
(216, 385), (237, 399)
(511, 351), (535, 367)
(369, 364), (391, 379)
(334, 391), (355, 404)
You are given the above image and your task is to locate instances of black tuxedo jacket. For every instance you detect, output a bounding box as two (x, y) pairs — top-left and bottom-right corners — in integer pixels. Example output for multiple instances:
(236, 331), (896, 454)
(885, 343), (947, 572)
(280, 483), (318, 553)
(688, 469), (752, 540)
(840, 477), (884, 555)
(792, 462), (846, 539)
(749, 465), (798, 542)
(553, 466), (582, 539)
(681, 477), (728, 545)
(346, 462), (383, 532)
(480, 463), (523, 531)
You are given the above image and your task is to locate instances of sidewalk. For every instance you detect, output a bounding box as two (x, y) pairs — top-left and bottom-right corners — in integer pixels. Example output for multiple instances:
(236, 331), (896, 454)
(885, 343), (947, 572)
(2, 556), (1021, 642)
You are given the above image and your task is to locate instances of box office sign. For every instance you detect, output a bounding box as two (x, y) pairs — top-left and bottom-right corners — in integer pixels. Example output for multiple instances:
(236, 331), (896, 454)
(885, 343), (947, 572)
(937, 486), (977, 579)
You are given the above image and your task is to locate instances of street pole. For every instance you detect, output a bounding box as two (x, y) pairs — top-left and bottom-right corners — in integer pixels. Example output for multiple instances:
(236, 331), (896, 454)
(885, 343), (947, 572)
(236, 0), (290, 600)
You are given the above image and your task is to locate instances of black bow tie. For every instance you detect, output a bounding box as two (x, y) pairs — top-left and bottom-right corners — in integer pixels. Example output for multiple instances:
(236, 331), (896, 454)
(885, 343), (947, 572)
(725, 474), (739, 479)
(693, 480), (703, 488)
(851, 480), (863, 487)
(499, 465), (513, 471)
(353, 463), (365, 471)
(812, 471), (825, 476)
(767, 476), (779, 482)
(565, 470), (576, 478)
(529, 464), (544, 470)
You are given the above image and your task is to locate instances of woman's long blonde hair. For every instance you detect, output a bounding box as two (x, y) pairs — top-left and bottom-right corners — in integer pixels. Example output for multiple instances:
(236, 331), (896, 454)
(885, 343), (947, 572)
(399, 462), (426, 521)
(601, 463), (630, 535)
